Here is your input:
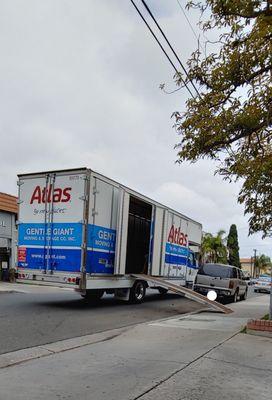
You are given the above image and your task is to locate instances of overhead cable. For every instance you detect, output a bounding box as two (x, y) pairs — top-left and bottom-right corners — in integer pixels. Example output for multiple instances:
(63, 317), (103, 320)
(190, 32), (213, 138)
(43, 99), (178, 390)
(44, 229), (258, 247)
(140, 0), (201, 98)
(129, 0), (196, 99)
(176, 0), (205, 53)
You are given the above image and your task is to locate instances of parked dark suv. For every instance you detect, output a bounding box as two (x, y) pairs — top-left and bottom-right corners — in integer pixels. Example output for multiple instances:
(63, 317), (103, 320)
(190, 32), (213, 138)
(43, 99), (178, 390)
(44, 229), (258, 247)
(193, 263), (248, 302)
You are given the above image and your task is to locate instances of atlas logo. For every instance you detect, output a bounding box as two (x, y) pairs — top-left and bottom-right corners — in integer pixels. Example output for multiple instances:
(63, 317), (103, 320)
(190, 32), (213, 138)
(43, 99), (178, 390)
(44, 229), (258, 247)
(168, 225), (188, 247)
(30, 185), (71, 204)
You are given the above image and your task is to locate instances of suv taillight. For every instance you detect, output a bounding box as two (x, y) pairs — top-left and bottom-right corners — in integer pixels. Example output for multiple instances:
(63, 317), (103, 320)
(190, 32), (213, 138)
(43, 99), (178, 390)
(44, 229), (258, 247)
(229, 280), (234, 289)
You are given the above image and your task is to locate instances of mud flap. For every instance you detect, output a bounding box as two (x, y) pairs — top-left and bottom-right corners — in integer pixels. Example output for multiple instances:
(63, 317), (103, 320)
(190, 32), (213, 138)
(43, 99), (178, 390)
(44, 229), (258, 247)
(114, 288), (130, 301)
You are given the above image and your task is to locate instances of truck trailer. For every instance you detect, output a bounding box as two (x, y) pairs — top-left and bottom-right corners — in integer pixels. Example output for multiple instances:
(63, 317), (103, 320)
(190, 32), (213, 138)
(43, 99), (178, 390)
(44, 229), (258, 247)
(17, 168), (202, 303)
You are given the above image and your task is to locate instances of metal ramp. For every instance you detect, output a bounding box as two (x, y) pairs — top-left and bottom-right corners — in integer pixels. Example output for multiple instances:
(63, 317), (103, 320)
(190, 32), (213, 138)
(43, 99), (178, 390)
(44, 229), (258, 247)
(131, 274), (233, 314)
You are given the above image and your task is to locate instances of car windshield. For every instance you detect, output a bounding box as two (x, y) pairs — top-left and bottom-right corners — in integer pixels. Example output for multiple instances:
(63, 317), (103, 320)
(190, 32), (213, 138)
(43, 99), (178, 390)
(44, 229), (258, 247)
(198, 264), (233, 278)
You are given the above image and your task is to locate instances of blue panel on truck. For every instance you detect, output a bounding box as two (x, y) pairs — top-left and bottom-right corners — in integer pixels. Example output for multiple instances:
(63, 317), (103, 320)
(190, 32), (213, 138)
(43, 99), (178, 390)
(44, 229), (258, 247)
(165, 242), (188, 266)
(18, 223), (83, 247)
(165, 243), (189, 257)
(86, 250), (115, 274)
(165, 242), (197, 269)
(18, 222), (83, 272)
(165, 253), (188, 266)
(18, 247), (82, 272)
(86, 224), (116, 274)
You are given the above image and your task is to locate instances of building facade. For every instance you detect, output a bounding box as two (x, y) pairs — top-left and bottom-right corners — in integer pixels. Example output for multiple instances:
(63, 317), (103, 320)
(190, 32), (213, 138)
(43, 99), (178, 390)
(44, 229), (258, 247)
(0, 193), (18, 279)
(240, 257), (253, 277)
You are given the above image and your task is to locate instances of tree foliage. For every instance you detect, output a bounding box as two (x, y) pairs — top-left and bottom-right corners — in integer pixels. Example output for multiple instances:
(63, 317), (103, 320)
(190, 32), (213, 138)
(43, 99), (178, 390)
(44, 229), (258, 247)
(174, 1), (272, 237)
(255, 253), (272, 274)
(201, 229), (228, 263)
(227, 224), (241, 267)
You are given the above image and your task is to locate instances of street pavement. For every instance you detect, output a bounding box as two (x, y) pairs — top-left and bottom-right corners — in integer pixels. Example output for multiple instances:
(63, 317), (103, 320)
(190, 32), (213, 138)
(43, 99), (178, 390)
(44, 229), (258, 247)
(0, 282), (204, 354)
(0, 285), (270, 400)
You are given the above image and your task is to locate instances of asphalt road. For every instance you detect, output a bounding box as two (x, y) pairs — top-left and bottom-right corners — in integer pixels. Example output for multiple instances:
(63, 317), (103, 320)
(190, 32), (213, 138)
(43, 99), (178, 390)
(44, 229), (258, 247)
(0, 288), (204, 355)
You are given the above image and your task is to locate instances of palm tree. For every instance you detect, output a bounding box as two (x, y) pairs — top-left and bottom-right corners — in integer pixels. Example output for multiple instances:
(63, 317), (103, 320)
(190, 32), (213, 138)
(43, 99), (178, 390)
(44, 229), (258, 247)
(200, 230), (228, 264)
(255, 254), (271, 276)
(200, 233), (214, 263)
(213, 230), (228, 264)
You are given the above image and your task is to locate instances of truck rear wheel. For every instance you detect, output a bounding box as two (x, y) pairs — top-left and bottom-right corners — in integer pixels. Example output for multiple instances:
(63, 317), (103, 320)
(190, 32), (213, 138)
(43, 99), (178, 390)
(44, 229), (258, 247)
(129, 281), (146, 304)
(82, 289), (104, 301)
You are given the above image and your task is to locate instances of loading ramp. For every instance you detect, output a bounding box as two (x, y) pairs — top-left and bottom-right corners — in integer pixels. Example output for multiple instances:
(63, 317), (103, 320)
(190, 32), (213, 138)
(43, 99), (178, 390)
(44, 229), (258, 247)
(132, 274), (233, 314)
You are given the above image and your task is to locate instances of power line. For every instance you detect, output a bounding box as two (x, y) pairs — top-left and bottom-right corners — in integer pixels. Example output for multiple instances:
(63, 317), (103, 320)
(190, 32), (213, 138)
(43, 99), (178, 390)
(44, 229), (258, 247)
(176, 0), (205, 53)
(129, 0), (196, 99)
(140, 0), (201, 98)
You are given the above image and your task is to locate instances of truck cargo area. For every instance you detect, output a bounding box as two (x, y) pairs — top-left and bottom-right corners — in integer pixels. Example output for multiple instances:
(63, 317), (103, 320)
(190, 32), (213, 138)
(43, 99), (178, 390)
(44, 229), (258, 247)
(125, 196), (152, 274)
(17, 167), (203, 303)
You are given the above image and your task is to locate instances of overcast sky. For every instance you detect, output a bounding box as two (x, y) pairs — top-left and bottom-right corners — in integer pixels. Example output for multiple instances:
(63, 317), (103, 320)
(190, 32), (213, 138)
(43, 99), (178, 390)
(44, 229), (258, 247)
(0, 0), (270, 258)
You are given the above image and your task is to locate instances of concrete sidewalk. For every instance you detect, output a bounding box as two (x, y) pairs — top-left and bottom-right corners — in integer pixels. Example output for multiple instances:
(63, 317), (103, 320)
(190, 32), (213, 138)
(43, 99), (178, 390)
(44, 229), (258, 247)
(0, 294), (270, 400)
(0, 281), (26, 294)
(0, 281), (73, 294)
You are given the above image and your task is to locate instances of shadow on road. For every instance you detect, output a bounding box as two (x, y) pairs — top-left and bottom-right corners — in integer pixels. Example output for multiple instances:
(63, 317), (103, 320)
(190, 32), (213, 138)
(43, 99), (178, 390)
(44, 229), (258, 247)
(34, 292), (186, 310)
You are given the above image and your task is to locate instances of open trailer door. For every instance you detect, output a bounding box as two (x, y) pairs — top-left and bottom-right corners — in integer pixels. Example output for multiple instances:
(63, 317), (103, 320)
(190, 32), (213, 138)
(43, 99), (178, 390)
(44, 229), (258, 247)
(150, 206), (165, 276)
(114, 188), (130, 275)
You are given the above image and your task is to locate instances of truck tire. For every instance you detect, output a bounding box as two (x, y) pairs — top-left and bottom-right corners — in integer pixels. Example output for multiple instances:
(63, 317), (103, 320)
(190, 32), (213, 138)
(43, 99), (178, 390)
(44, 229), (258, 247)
(158, 287), (168, 295)
(82, 289), (104, 301)
(129, 281), (146, 304)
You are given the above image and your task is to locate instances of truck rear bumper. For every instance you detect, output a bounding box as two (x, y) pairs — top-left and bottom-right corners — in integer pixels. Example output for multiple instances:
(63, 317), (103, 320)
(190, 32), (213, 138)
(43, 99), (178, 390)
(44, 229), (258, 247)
(17, 269), (82, 289)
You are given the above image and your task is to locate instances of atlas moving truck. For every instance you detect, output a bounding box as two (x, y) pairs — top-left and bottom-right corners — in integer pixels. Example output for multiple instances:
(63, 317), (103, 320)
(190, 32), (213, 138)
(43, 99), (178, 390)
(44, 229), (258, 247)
(17, 168), (202, 303)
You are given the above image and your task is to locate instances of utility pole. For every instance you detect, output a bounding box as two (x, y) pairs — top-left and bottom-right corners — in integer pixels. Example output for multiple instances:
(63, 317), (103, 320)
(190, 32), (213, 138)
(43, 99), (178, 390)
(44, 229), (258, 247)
(253, 249), (257, 278)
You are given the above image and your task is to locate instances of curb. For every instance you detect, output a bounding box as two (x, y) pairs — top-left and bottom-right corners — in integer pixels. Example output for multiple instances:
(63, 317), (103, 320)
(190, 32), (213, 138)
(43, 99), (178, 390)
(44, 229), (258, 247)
(0, 290), (26, 294)
(247, 329), (272, 339)
(0, 306), (206, 370)
(0, 326), (127, 370)
(0, 283), (73, 293)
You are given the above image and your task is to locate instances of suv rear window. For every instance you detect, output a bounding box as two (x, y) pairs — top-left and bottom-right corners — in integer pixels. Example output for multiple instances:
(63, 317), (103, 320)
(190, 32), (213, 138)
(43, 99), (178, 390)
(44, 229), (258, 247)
(198, 264), (235, 279)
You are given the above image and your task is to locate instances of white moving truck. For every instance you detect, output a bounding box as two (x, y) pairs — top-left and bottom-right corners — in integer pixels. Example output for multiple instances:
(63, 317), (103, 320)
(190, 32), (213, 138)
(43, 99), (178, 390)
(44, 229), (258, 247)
(17, 168), (202, 302)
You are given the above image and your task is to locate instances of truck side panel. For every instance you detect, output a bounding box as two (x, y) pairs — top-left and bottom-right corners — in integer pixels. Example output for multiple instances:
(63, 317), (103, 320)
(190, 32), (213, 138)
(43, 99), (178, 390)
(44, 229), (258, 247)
(86, 176), (119, 274)
(18, 172), (86, 274)
(162, 211), (190, 281)
(188, 220), (202, 247)
(17, 168), (202, 292)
